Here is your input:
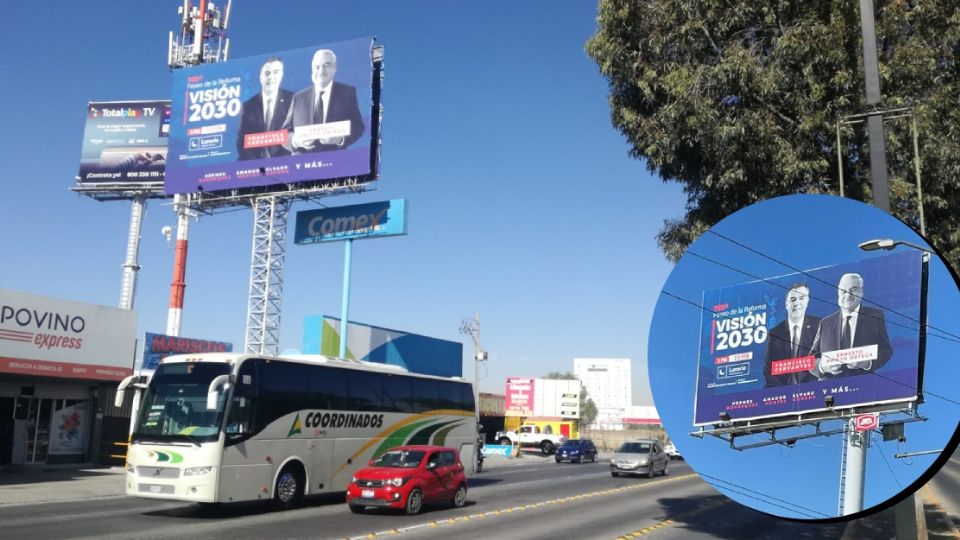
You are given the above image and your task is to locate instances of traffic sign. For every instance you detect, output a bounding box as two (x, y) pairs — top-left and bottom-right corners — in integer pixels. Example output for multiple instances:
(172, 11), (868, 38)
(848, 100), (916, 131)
(853, 413), (880, 432)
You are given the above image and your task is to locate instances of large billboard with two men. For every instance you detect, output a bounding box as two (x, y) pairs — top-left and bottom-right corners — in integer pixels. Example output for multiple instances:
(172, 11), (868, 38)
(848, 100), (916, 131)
(165, 37), (379, 195)
(693, 251), (924, 426)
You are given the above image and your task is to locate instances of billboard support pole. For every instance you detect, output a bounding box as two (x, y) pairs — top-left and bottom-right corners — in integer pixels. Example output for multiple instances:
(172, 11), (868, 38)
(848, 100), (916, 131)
(339, 239), (353, 359)
(119, 196), (146, 310)
(841, 420), (869, 515)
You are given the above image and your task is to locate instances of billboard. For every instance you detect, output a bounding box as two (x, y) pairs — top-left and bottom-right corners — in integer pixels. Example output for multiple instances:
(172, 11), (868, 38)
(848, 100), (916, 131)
(303, 316), (462, 378)
(77, 100), (171, 184)
(0, 289), (137, 381)
(693, 251), (924, 426)
(505, 377), (581, 418)
(505, 377), (534, 416)
(165, 37), (378, 195)
(294, 199), (406, 245)
(142, 332), (233, 370)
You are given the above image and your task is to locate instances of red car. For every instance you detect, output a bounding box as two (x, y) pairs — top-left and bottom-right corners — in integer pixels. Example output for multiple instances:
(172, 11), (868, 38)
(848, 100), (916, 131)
(346, 445), (468, 515)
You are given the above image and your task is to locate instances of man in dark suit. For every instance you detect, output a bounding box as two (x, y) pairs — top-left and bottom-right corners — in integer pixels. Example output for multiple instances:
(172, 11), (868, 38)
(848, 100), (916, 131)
(811, 273), (893, 379)
(282, 49), (365, 153)
(764, 283), (821, 387)
(236, 56), (294, 160)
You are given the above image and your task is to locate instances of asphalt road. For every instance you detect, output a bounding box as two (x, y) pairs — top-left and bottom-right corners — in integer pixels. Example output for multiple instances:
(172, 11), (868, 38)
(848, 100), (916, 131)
(0, 459), (859, 540)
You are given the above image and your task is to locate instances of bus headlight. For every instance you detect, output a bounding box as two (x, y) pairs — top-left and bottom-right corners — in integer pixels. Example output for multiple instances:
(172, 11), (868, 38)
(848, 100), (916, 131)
(184, 466), (214, 476)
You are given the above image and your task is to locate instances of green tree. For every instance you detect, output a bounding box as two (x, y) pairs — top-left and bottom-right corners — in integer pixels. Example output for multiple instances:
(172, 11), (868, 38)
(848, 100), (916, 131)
(543, 372), (599, 431)
(587, 0), (960, 265)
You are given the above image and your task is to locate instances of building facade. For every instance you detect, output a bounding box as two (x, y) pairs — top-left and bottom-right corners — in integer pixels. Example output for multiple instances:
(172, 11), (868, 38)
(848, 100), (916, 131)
(574, 357), (632, 431)
(0, 289), (137, 466)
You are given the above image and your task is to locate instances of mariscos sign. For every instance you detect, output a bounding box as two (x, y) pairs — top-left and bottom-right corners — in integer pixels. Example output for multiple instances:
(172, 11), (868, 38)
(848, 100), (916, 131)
(0, 289), (137, 381)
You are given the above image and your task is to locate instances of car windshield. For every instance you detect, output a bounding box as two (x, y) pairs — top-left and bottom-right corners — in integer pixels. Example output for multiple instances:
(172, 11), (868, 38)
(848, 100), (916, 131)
(562, 440), (581, 447)
(373, 450), (426, 468)
(619, 442), (652, 453)
(133, 362), (231, 444)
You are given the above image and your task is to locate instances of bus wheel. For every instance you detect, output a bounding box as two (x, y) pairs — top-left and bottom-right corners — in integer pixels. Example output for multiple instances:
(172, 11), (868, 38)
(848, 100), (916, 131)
(275, 464), (304, 508)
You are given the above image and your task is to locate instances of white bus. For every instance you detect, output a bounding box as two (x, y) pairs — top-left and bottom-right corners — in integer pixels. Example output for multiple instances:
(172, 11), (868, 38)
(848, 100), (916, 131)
(117, 353), (477, 506)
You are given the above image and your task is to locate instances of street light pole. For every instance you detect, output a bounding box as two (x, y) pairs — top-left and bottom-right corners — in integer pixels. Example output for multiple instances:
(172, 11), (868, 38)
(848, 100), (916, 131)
(459, 314), (486, 424)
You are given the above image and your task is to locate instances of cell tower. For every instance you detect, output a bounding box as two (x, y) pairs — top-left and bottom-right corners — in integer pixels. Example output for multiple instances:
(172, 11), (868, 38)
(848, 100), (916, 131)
(164, 0), (232, 338)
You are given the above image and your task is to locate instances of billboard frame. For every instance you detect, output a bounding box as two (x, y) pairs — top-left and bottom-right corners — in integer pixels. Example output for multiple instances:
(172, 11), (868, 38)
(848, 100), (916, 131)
(691, 251), (926, 428)
(164, 42), (383, 203)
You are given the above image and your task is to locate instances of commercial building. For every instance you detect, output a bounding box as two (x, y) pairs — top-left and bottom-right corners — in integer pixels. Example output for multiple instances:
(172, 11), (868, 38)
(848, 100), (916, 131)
(574, 357), (632, 430)
(0, 289), (136, 466)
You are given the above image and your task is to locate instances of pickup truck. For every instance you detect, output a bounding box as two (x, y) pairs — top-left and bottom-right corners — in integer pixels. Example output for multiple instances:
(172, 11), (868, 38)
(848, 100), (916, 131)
(495, 424), (566, 455)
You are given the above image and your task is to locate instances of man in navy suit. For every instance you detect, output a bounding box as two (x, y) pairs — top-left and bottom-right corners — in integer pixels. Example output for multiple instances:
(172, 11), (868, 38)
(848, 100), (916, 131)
(764, 283), (821, 387)
(236, 56), (294, 160)
(811, 273), (893, 379)
(282, 49), (365, 153)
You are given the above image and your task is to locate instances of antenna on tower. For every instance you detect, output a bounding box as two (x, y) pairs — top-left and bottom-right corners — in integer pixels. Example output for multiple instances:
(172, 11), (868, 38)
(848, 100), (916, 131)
(168, 0), (232, 69)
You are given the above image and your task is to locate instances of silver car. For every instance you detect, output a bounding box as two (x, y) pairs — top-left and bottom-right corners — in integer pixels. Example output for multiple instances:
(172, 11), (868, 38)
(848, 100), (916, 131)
(610, 439), (669, 478)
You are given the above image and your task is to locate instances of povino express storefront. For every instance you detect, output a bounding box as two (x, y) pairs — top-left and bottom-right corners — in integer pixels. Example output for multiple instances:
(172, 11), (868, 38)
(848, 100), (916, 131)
(0, 289), (136, 466)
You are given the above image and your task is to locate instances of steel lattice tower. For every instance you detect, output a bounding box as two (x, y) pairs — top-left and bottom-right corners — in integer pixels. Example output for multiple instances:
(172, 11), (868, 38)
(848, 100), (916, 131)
(245, 196), (291, 355)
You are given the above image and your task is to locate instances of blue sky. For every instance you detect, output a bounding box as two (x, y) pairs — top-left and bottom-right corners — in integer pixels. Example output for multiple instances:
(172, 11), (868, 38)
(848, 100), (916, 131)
(0, 2), (685, 402)
(649, 195), (960, 519)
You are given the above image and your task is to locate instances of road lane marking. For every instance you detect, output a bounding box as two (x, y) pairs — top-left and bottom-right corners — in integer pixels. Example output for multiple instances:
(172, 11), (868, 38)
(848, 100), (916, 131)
(346, 473), (699, 540)
(613, 497), (731, 538)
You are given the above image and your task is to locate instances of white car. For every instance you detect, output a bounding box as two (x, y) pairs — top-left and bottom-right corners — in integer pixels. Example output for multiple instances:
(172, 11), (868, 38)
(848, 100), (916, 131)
(664, 443), (682, 460)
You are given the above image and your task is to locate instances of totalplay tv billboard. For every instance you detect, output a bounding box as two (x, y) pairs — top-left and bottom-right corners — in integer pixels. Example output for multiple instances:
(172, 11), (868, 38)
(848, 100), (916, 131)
(165, 37), (378, 195)
(77, 100), (171, 184)
(693, 251), (924, 426)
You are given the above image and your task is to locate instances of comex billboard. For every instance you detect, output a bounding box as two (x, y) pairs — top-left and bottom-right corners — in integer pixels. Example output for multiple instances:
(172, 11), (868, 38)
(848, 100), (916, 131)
(77, 100), (171, 184)
(0, 289), (137, 381)
(693, 251), (923, 426)
(165, 37), (378, 195)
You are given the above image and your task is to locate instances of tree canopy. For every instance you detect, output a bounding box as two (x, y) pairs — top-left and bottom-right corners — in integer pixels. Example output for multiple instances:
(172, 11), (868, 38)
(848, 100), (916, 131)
(587, 0), (960, 266)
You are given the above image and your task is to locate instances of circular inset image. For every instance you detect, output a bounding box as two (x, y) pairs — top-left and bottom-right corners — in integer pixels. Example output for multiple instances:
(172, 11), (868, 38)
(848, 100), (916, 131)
(648, 194), (960, 521)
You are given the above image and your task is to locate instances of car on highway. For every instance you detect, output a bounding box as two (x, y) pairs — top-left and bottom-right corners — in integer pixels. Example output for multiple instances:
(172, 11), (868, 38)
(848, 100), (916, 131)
(346, 446), (468, 515)
(610, 439), (669, 478)
(555, 439), (599, 464)
(664, 442), (682, 460)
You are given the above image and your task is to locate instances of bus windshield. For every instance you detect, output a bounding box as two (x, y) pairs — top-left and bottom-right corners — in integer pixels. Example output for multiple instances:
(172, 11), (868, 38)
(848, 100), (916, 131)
(132, 362), (231, 444)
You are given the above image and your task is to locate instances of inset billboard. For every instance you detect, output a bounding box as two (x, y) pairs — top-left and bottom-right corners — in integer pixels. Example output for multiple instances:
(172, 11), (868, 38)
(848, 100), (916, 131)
(694, 251), (923, 425)
(165, 37), (379, 195)
(77, 100), (171, 184)
(142, 332), (233, 370)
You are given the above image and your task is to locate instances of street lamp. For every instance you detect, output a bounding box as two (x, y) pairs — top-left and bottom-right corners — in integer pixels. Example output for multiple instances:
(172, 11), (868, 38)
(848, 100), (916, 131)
(858, 238), (931, 254)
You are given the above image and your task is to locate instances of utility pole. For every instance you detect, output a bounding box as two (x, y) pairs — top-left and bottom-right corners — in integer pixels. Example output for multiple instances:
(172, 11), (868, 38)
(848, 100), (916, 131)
(459, 314), (487, 424)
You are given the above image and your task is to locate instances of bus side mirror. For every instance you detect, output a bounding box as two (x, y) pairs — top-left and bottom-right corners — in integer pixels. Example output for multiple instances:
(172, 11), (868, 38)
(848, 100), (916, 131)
(115, 374), (149, 408)
(207, 374), (231, 410)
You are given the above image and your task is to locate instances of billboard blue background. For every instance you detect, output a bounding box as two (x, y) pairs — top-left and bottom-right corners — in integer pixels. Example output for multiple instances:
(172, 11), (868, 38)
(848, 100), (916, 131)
(165, 37), (375, 194)
(694, 250), (923, 425)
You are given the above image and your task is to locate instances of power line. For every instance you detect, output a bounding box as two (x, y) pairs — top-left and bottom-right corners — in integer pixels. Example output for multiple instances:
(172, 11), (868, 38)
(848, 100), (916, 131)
(698, 471), (832, 519)
(659, 289), (960, 408)
(871, 432), (903, 489)
(704, 229), (960, 344)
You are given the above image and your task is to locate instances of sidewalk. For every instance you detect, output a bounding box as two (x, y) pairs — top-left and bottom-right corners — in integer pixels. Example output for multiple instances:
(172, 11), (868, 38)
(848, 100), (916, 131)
(0, 465), (125, 506)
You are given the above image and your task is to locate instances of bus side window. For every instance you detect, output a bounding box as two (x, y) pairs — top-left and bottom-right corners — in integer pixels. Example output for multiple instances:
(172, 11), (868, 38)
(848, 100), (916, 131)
(225, 361), (257, 443)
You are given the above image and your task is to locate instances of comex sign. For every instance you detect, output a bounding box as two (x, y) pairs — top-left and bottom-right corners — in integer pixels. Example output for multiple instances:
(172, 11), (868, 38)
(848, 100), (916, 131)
(294, 199), (407, 244)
